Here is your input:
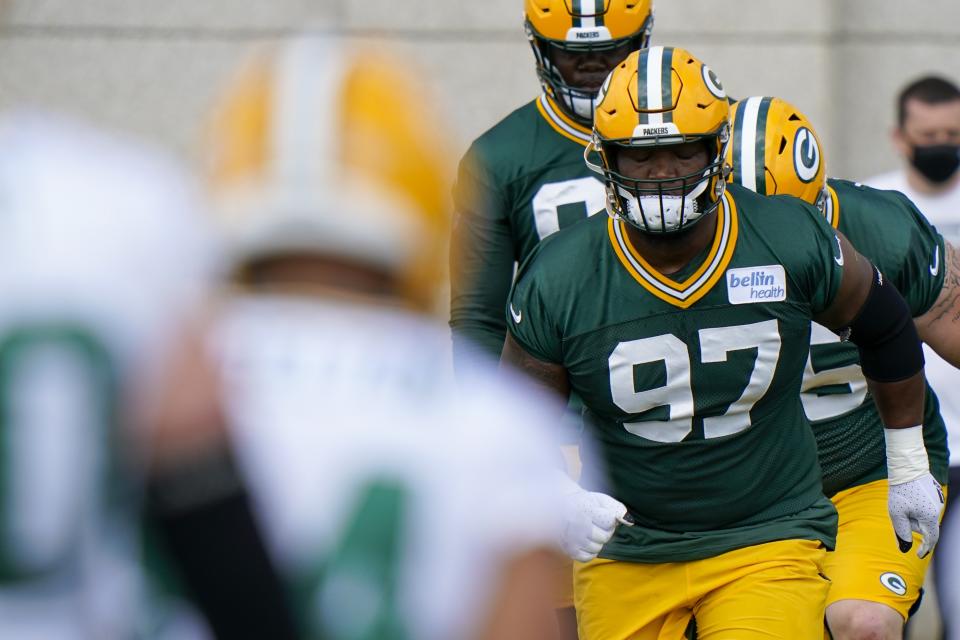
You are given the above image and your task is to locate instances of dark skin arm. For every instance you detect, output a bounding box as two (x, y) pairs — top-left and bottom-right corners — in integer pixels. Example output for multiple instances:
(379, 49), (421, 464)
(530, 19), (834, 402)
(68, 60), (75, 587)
(916, 241), (960, 367)
(813, 231), (925, 429)
(500, 334), (570, 405)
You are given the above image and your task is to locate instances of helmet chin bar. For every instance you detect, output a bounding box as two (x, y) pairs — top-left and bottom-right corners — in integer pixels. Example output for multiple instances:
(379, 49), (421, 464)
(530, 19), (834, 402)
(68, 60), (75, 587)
(585, 135), (731, 234)
(618, 178), (710, 233)
(586, 154), (723, 235)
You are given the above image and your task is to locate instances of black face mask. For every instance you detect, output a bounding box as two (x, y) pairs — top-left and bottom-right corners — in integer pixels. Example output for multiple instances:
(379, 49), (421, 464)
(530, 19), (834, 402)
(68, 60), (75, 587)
(910, 144), (960, 184)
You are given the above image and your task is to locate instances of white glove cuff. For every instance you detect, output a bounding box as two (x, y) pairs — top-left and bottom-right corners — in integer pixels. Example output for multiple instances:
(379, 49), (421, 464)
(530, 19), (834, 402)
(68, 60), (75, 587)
(884, 425), (930, 485)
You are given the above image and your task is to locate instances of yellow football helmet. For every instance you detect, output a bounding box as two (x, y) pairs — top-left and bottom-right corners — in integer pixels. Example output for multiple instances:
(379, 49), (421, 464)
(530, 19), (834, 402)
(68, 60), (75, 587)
(585, 46), (731, 233)
(727, 96), (827, 210)
(206, 38), (453, 311)
(525, 0), (654, 125)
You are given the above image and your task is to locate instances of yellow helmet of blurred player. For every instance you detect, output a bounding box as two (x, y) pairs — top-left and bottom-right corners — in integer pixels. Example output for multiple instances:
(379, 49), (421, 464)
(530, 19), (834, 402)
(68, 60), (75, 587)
(525, 0), (654, 125)
(585, 46), (731, 233)
(206, 38), (453, 311)
(727, 96), (827, 210)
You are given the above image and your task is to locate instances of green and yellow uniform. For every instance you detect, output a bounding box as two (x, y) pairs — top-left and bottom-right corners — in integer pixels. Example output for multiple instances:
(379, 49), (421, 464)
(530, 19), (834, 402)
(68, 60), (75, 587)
(508, 184), (842, 638)
(449, 94), (606, 364)
(811, 178), (949, 618)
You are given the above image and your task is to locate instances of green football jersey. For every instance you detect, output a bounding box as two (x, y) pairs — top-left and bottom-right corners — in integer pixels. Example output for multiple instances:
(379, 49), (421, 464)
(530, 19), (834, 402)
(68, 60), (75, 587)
(803, 178), (948, 496)
(508, 184), (842, 563)
(449, 94), (606, 365)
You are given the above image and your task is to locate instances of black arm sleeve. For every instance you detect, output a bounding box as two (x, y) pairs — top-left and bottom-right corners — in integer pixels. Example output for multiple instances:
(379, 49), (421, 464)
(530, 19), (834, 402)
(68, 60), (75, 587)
(145, 448), (300, 640)
(846, 266), (925, 383)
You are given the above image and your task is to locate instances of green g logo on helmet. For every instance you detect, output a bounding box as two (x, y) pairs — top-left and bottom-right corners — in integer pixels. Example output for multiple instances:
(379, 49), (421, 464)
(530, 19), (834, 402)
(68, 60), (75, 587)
(794, 126), (820, 183)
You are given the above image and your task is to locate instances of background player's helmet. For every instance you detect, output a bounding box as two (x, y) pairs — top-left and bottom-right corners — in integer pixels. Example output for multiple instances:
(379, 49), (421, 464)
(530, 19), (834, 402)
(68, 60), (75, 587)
(206, 38), (453, 311)
(727, 96), (827, 210)
(525, 0), (654, 125)
(585, 46), (731, 233)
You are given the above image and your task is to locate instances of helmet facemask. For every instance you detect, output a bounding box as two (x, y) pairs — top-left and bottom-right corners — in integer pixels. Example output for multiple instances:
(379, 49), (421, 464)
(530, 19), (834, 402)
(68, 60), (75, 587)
(586, 124), (731, 234)
(525, 19), (651, 126)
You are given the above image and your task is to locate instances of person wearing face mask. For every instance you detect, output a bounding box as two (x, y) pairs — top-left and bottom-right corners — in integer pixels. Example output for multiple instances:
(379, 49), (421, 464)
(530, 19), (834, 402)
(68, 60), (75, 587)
(866, 74), (960, 639)
(867, 76), (960, 241)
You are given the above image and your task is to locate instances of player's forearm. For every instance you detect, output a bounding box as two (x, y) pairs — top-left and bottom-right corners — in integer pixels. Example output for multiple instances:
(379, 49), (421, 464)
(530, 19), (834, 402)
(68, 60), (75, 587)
(916, 242), (960, 366)
(865, 372), (925, 429)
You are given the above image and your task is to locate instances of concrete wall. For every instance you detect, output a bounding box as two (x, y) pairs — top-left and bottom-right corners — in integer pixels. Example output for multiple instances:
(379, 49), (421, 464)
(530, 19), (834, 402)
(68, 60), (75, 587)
(1, 0), (959, 181)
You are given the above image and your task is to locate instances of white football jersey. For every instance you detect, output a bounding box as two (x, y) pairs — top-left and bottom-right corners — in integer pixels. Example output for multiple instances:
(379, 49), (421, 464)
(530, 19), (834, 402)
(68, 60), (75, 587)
(214, 295), (563, 640)
(0, 111), (215, 639)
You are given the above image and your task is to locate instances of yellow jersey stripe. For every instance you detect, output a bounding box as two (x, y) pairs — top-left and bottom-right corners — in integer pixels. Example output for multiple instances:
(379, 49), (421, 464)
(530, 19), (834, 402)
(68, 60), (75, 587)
(618, 200), (727, 292)
(536, 94), (592, 146)
(607, 192), (739, 308)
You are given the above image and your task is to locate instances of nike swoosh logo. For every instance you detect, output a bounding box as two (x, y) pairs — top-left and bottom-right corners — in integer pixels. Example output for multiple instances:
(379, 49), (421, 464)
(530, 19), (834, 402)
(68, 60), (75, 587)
(930, 245), (940, 276)
(510, 303), (522, 324)
(834, 235), (844, 266)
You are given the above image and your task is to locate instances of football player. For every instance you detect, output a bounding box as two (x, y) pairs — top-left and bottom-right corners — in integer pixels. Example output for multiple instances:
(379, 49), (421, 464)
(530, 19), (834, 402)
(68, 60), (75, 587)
(0, 112), (294, 638)
(449, 0), (654, 366)
(502, 47), (943, 639)
(727, 95), (959, 640)
(449, 3), (654, 629)
(162, 37), (570, 640)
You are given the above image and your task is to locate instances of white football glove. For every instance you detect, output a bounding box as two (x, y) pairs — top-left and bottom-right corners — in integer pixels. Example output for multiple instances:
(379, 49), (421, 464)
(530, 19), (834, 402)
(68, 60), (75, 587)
(889, 472), (944, 558)
(885, 426), (945, 558)
(556, 472), (632, 562)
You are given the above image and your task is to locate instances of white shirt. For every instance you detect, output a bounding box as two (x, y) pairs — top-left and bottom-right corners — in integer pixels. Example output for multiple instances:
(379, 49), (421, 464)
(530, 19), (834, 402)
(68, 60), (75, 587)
(214, 295), (565, 640)
(0, 110), (216, 639)
(866, 168), (960, 465)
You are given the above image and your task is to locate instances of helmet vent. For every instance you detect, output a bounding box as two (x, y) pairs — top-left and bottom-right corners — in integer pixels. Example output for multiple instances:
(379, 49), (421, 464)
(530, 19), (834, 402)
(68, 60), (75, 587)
(788, 114), (801, 121)
(778, 137), (787, 154)
(696, 103), (710, 109)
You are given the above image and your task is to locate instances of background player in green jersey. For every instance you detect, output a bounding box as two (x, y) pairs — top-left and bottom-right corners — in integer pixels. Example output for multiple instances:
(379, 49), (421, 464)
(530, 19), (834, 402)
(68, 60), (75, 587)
(728, 95), (960, 640)
(503, 47), (944, 639)
(449, 0), (653, 366)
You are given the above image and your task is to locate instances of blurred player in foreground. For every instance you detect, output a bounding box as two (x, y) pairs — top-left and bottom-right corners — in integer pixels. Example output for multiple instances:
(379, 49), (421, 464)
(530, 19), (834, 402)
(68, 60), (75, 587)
(167, 37), (568, 640)
(728, 95), (959, 640)
(0, 111), (294, 638)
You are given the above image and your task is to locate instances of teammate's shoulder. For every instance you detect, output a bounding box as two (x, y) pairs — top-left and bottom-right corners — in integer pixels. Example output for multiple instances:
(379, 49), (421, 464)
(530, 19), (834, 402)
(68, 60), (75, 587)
(517, 213), (607, 280)
(829, 177), (928, 225)
(535, 211), (607, 256)
(727, 182), (821, 224)
(828, 177), (890, 201)
(467, 98), (544, 154)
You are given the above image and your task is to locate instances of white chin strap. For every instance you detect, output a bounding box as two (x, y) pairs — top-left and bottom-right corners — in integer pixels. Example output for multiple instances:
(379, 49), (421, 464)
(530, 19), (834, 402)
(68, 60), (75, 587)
(615, 177), (710, 233)
(560, 92), (594, 122)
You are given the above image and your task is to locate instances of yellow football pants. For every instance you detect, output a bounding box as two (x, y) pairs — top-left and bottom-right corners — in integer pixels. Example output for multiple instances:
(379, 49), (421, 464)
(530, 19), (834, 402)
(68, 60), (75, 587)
(574, 538), (830, 640)
(824, 479), (946, 620)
